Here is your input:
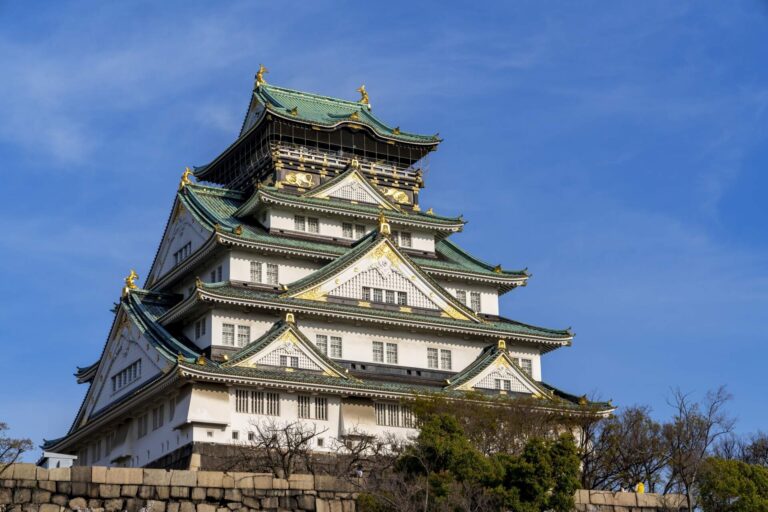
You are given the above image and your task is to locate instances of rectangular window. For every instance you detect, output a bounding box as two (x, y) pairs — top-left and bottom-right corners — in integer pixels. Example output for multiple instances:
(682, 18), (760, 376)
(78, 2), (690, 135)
(316, 335), (328, 355)
(495, 379), (502, 390)
(503, 380), (511, 391)
(520, 359), (533, 376)
(210, 270), (216, 282)
(342, 222), (354, 239)
(373, 288), (383, 303)
(111, 360), (142, 393)
(315, 397), (328, 421)
(237, 325), (251, 347)
(279, 355), (299, 368)
(362, 287), (371, 301)
(375, 403), (386, 425)
(266, 263), (279, 285)
(235, 389), (265, 414)
(231, 431), (239, 441)
(354, 224), (366, 238)
(372, 341), (384, 363)
(266, 393), (280, 416)
(427, 348), (438, 369)
(250, 261), (262, 283)
(217, 265), (223, 282)
(385, 290), (395, 304)
(330, 336), (342, 358)
(298, 395), (311, 419)
(152, 404), (164, 430)
(173, 242), (192, 267)
(440, 349), (452, 370)
(470, 292), (481, 311)
(399, 232), (412, 248)
(386, 343), (398, 364)
(137, 414), (148, 439)
(294, 215), (306, 231)
(307, 217), (319, 233)
(397, 292), (407, 306)
(387, 404), (400, 427)
(456, 290), (467, 305)
(222, 324), (235, 346)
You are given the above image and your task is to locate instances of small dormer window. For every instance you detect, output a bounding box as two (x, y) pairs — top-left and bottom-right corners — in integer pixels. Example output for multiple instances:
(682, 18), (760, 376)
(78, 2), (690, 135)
(280, 355), (299, 368)
(173, 242), (192, 266)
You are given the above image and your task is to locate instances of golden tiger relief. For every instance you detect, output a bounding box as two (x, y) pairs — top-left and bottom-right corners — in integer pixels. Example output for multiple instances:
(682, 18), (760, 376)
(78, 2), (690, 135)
(284, 172), (314, 188)
(381, 187), (410, 204)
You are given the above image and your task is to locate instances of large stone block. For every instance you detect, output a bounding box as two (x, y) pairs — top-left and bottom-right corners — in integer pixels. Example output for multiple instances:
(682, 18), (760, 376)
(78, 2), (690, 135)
(179, 501), (195, 512)
(143, 470), (172, 487)
(588, 491), (612, 505)
(196, 472), (223, 488)
(170, 487), (189, 499)
(12, 466), (37, 481)
(99, 485), (122, 499)
(120, 485), (139, 497)
(197, 504), (216, 512)
(612, 491), (637, 507)
(51, 495), (68, 506)
(271, 478), (288, 490)
(38, 482), (56, 493)
(21, 504), (39, 512)
(190, 488), (206, 501)
(206, 488), (223, 501)
(241, 497), (259, 509)
(47, 469), (70, 483)
(0, 488), (11, 505)
(145, 500), (166, 512)
(260, 497), (277, 509)
(13, 489), (31, 504)
(288, 474), (314, 490)
(103, 498), (124, 511)
(38, 505), (61, 512)
(296, 495), (315, 511)
(70, 468), (91, 484)
(223, 489), (241, 502)
(166, 502), (179, 512)
(106, 468), (143, 485)
(87, 499), (103, 509)
(91, 467), (107, 484)
(55, 483), (71, 495)
(170, 471), (197, 488)
(68, 497), (88, 509)
(138, 486), (155, 500)
(31, 490), (51, 504)
(315, 499), (329, 512)
(35, 468), (49, 481)
(155, 487), (171, 500)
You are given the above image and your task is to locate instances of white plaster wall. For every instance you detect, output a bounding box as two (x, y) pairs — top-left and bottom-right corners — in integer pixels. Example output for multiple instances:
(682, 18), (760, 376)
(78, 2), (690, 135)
(441, 281), (500, 316)
(339, 400), (418, 442)
(229, 249), (322, 286)
(210, 309), (282, 347)
(181, 313), (212, 350)
(152, 208), (210, 282)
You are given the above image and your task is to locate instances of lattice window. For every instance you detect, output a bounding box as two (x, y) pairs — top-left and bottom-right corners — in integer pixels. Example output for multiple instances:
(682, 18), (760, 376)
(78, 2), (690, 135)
(266, 393), (280, 416)
(298, 395), (311, 418)
(315, 397), (328, 421)
(342, 223), (354, 239)
(307, 217), (319, 234)
(354, 224), (366, 238)
(237, 325), (251, 347)
(427, 348), (438, 369)
(470, 292), (481, 311)
(333, 182), (376, 203)
(250, 261), (262, 283)
(520, 359), (533, 376)
(440, 350), (452, 370)
(266, 264), (279, 285)
(222, 324), (235, 346)
(386, 343), (398, 364)
(256, 347), (321, 371)
(294, 215), (306, 231)
(456, 290), (467, 305)
(372, 341), (384, 363)
(112, 360), (142, 393)
(329, 267), (434, 310)
(477, 370), (529, 393)
(330, 336), (342, 358)
(316, 335), (328, 355)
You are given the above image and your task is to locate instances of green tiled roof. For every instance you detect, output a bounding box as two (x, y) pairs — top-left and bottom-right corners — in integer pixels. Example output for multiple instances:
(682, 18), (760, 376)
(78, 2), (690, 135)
(178, 184), (527, 281)
(196, 282), (572, 341)
(253, 84), (440, 145)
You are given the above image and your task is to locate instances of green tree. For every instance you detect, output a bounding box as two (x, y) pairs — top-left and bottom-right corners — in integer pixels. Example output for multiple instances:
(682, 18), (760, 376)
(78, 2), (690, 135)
(698, 458), (768, 512)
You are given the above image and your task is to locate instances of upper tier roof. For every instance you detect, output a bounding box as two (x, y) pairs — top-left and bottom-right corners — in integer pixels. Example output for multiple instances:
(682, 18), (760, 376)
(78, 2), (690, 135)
(246, 83), (441, 145)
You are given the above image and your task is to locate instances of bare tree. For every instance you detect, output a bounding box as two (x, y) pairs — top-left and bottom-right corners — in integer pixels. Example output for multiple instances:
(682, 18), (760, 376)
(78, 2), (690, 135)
(0, 422), (33, 477)
(662, 386), (734, 512)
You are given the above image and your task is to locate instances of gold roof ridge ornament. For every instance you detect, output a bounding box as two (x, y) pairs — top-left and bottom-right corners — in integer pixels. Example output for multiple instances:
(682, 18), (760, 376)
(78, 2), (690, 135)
(179, 167), (193, 191)
(122, 269), (139, 297)
(378, 211), (391, 236)
(348, 110), (360, 121)
(392, 126), (401, 135)
(289, 106), (299, 116)
(284, 312), (295, 324)
(349, 157), (361, 170)
(356, 85), (370, 107)
(497, 339), (506, 351)
(255, 64), (268, 87)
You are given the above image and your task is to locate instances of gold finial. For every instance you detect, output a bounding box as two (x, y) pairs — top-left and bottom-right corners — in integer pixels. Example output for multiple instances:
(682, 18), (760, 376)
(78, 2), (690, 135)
(493, 265), (502, 273)
(222, 354), (229, 361)
(349, 157), (360, 170)
(197, 355), (206, 365)
(285, 312), (295, 324)
(233, 225), (243, 236)
(426, 207), (434, 215)
(179, 167), (193, 191)
(255, 64), (268, 87)
(289, 106), (298, 116)
(356, 85), (370, 105)
(122, 269), (139, 296)
(195, 276), (202, 288)
(348, 111), (360, 121)
(497, 339), (506, 350)
(578, 395), (588, 406)
(392, 126), (401, 135)
(378, 212), (391, 236)
(177, 353), (184, 362)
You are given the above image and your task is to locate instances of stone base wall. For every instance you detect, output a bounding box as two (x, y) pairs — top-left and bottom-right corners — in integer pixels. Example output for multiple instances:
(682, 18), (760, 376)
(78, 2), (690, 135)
(0, 464), (687, 512)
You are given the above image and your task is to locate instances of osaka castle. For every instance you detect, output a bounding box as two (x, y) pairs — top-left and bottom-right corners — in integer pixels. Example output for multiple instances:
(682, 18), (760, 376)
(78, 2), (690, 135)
(45, 68), (612, 469)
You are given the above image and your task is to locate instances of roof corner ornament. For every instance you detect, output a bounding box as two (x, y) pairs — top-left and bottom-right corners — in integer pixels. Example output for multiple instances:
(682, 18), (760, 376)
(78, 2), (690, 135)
(497, 339), (506, 351)
(195, 276), (202, 289)
(392, 126), (401, 135)
(255, 64), (268, 87)
(122, 269), (139, 297)
(285, 312), (295, 324)
(493, 265), (502, 274)
(356, 85), (370, 107)
(378, 212), (391, 236)
(426, 207), (434, 215)
(579, 395), (588, 406)
(289, 106), (298, 116)
(197, 355), (206, 365)
(233, 225), (243, 236)
(179, 167), (193, 191)
(348, 110), (360, 121)
(177, 353), (184, 363)
(349, 157), (361, 170)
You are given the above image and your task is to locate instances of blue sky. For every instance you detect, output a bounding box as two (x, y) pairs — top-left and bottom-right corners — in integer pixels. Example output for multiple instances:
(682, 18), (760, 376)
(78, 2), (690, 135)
(1, 1), (767, 457)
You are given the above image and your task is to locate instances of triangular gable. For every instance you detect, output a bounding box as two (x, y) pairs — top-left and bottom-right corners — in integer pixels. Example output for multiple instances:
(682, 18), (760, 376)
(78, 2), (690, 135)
(305, 164), (401, 209)
(224, 320), (348, 379)
(285, 235), (480, 322)
(449, 348), (546, 396)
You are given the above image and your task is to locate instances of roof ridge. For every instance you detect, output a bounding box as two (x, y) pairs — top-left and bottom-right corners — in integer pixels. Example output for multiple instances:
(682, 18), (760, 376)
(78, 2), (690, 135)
(261, 83), (365, 109)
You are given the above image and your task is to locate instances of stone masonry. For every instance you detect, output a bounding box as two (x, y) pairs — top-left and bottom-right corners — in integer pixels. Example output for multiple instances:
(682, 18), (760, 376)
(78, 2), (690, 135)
(0, 464), (687, 512)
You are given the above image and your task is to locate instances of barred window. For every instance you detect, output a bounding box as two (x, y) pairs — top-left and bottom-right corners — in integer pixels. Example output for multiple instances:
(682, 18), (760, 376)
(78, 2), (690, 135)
(152, 404), (164, 430)
(520, 359), (533, 376)
(111, 360), (142, 393)
(315, 397), (328, 421)
(330, 336), (342, 358)
(222, 324), (235, 346)
(237, 325), (251, 347)
(470, 292), (481, 311)
(354, 224), (366, 238)
(373, 288), (383, 302)
(399, 232), (412, 248)
(307, 217), (319, 233)
(386, 343), (398, 364)
(280, 355), (299, 368)
(362, 287), (371, 301)
(342, 223), (354, 238)
(217, 265), (223, 282)
(316, 335), (328, 355)
(440, 349), (452, 370)
(397, 292), (408, 306)
(173, 242), (192, 266)
(298, 395), (311, 419)
(294, 215), (306, 231)
(137, 414), (148, 438)
(266, 393), (280, 416)
(427, 348), (438, 369)
(250, 261), (262, 283)
(372, 341), (384, 363)
(235, 389), (265, 414)
(266, 263), (279, 285)
(385, 290), (395, 304)
(456, 290), (467, 305)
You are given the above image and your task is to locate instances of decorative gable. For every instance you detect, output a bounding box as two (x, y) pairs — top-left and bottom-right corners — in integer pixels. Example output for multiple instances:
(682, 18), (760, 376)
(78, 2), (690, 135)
(228, 323), (346, 378)
(288, 237), (479, 322)
(453, 351), (542, 396)
(306, 167), (398, 209)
